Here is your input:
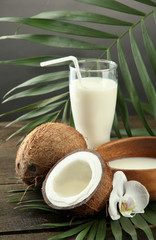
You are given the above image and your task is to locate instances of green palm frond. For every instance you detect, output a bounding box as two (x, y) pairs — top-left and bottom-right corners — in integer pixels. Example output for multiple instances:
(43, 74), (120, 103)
(95, 217), (106, 240)
(117, 40), (155, 136)
(0, 56), (61, 66)
(129, 28), (156, 119)
(0, 0), (156, 139)
(33, 10), (133, 26)
(0, 34), (106, 50)
(0, 17), (118, 39)
(110, 219), (122, 240)
(3, 71), (69, 98)
(131, 214), (154, 240)
(141, 19), (156, 75)
(74, 0), (146, 15)
(120, 217), (138, 240)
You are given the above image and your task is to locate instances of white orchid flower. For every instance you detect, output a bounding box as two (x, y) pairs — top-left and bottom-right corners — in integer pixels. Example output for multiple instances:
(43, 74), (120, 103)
(108, 171), (149, 220)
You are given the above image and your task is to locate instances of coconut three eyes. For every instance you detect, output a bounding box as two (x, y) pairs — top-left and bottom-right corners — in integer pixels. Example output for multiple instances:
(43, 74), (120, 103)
(42, 150), (112, 216)
(15, 122), (87, 188)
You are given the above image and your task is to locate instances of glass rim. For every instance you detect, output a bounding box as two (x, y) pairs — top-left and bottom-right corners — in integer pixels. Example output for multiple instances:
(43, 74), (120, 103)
(69, 59), (117, 72)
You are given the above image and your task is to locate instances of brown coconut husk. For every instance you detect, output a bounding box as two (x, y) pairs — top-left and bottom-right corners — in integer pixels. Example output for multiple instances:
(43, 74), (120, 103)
(85, 160), (112, 212)
(15, 122), (87, 189)
(42, 149), (113, 217)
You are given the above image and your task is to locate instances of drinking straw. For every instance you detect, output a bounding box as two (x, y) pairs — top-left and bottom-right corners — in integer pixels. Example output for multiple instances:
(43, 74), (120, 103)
(40, 56), (82, 85)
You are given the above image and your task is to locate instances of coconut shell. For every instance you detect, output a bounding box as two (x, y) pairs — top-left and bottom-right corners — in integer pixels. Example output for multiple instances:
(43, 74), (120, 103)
(15, 122), (87, 188)
(85, 160), (112, 212)
(42, 149), (113, 217)
(70, 161), (112, 217)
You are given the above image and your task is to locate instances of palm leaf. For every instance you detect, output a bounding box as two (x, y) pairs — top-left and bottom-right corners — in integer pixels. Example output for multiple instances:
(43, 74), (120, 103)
(17, 199), (44, 203)
(120, 217), (138, 240)
(0, 92), (69, 118)
(0, 0), (156, 140)
(75, 225), (91, 240)
(0, 56), (60, 67)
(131, 214), (154, 240)
(106, 50), (122, 139)
(117, 40), (155, 136)
(14, 203), (56, 212)
(0, 17), (118, 39)
(112, 113), (122, 139)
(116, 87), (132, 137)
(133, 0), (156, 7)
(6, 100), (66, 127)
(95, 217), (106, 240)
(4, 71), (69, 98)
(0, 34), (106, 50)
(129, 28), (156, 119)
(43, 222), (76, 228)
(141, 19), (156, 75)
(69, 109), (75, 128)
(7, 111), (61, 141)
(8, 189), (38, 193)
(85, 221), (98, 240)
(154, 11), (156, 22)
(43, 219), (93, 228)
(75, 0), (145, 16)
(33, 10), (133, 26)
(110, 219), (122, 240)
(119, 128), (156, 136)
(3, 81), (69, 103)
(48, 221), (95, 240)
(142, 208), (156, 225)
(61, 99), (69, 124)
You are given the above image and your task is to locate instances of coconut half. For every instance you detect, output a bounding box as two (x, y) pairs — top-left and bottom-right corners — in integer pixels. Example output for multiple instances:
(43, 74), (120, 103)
(42, 149), (113, 215)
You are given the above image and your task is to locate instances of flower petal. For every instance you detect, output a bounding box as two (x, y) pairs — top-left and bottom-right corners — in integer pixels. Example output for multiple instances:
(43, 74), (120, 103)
(108, 190), (121, 220)
(108, 171), (128, 220)
(123, 180), (149, 212)
(121, 210), (135, 218)
(112, 171), (127, 197)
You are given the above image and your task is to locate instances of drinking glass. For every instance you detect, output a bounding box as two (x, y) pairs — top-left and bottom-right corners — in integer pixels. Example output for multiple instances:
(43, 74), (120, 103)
(69, 59), (118, 149)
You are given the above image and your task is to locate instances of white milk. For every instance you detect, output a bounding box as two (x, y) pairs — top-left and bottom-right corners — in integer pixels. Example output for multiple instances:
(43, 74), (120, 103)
(108, 157), (156, 169)
(70, 77), (117, 149)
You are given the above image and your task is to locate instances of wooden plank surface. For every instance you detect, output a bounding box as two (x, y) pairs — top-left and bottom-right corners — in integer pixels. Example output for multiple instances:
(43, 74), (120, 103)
(0, 148), (17, 184)
(0, 119), (156, 240)
(0, 184), (64, 233)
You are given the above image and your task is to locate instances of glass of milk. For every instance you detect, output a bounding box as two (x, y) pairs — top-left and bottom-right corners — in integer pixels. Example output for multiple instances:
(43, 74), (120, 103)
(69, 59), (118, 149)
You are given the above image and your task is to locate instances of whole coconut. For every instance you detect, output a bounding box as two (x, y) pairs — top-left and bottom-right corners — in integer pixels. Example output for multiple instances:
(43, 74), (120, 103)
(15, 122), (87, 188)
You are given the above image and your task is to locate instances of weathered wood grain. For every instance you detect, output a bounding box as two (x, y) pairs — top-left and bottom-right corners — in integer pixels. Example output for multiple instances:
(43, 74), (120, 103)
(0, 183), (68, 233)
(0, 148), (17, 184)
(0, 232), (74, 240)
(0, 121), (27, 149)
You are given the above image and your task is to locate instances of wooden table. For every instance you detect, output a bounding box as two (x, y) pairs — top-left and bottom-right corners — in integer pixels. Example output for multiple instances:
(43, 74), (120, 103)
(0, 118), (156, 240)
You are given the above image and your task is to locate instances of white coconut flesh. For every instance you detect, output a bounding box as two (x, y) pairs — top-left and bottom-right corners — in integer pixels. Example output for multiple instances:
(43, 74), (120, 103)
(43, 150), (103, 209)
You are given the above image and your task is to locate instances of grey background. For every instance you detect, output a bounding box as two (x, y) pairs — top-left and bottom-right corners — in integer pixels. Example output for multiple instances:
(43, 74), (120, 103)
(0, 0), (156, 121)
